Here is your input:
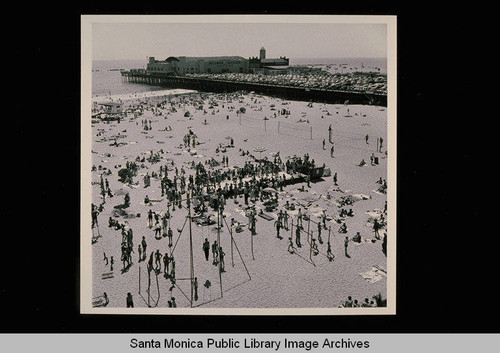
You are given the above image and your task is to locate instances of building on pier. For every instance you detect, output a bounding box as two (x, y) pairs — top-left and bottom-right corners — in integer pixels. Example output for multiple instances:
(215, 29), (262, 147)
(145, 47), (289, 76)
(147, 56), (249, 75)
(249, 47), (289, 74)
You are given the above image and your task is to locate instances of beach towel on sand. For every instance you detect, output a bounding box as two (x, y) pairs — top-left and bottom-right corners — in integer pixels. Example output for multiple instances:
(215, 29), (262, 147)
(360, 266), (387, 283)
(258, 212), (274, 221)
(352, 236), (376, 246)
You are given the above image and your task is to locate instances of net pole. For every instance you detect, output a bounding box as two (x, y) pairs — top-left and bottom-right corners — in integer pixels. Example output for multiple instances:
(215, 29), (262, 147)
(217, 206), (223, 297)
(251, 215), (255, 260)
(188, 191), (194, 307)
(230, 226), (234, 267)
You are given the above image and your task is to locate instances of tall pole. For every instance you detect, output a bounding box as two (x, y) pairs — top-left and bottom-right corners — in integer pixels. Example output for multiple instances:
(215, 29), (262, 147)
(147, 269), (151, 307)
(217, 206), (223, 297)
(250, 212), (255, 260)
(230, 223), (234, 267)
(309, 231), (313, 264)
(222, 215), (251, 280)
(188, 191), (194, 307)
(307, 218), (311, 243)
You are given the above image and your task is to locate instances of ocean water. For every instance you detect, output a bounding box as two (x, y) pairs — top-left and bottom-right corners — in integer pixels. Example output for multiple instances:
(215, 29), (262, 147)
(290, 57), (386, 74)
(92, 59), (165, 98)
(92, 57), (387, 97)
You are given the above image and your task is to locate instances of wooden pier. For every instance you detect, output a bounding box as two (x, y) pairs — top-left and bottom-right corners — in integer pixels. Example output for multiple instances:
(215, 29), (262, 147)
(121, 71), (387, 107)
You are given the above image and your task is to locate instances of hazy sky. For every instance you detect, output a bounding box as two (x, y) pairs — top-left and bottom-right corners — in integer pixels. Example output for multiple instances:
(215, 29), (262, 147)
(91, 18), (388, 61)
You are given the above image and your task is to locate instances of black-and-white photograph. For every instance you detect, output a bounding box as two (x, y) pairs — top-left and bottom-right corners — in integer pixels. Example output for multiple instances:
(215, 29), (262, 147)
(81, 15), (397, 314)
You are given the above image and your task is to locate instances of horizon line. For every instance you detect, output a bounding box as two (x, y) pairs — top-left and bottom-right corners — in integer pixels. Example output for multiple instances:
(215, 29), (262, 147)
(93, 56), (387, 61)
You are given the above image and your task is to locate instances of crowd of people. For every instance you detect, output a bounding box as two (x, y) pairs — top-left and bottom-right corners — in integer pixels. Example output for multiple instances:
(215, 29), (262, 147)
(340, 294), (387, 308)
(90, 90), (388, 309)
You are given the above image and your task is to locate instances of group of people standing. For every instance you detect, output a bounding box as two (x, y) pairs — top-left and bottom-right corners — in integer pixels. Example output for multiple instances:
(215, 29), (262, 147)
(91, 94), (388, 309)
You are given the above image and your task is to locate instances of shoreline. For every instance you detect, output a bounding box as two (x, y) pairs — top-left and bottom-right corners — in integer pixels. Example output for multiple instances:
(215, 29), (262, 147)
(92, 88), (198, 104)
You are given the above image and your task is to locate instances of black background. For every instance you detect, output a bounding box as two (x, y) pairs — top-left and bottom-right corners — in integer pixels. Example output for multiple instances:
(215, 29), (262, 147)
(1, 3), (496, 334)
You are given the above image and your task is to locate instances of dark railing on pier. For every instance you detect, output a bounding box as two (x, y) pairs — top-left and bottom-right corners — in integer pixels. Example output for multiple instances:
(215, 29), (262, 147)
(121, 71), (387, 107)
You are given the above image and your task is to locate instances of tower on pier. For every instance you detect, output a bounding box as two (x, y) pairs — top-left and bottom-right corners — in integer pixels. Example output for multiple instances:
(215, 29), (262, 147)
(260, 46), (266, 60)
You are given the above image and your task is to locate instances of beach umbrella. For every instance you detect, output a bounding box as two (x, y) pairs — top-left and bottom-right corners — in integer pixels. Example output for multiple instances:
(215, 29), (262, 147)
(253, 147), (267, 153)
(253, 147), (267, 160)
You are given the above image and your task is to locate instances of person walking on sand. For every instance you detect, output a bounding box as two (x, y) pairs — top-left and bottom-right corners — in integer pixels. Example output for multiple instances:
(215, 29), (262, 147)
(154, 249), (162, 272)
(344, 236), (350, 258)
(297, 208), (303, 228)
(321, 210), (327, 229)
(333, 172), (338, 186)
(219, 247), (226, 273)
(148, 209), (153, 228)
(212, 240), (219, 265)
(147, 252), (154, 274)
(274, 219), (282, 239)
(317, 222), (323, 244)
(163, 254), (170, 278)
(203, 238), (210, 261)
(365, 134), (369, 144)
(167, 227), (173, 248)
(287, 237), (296, 254)
(330, 145), (334, 157)
(154, 223), (162, 239)
(141, 236), (147, 261)
(100, 175), (106, 204)
(126, 292), (134, 308)
(311, 238), (319, 255)
(327, 242), (334, 261)
(373, 219), (382, 240)
(250, 214), (257, 236)
(322, 139), (326, 150)
(295, 226), (302, 248)
(328, 124), (332, 143)
(105, 178), (113, 197)
(283, 210), (289, 230)
(91, 204), (99, 229)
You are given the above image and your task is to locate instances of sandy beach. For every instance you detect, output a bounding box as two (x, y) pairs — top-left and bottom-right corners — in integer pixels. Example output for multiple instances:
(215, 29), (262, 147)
(92, 88), (197, 104)
(89, 89), (388, 310)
